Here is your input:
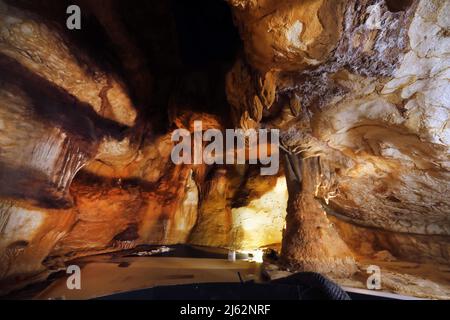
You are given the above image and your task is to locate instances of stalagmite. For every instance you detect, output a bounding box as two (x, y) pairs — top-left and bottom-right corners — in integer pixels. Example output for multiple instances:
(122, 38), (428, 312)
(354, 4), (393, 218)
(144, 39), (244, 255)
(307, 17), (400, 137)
(281, 156), (357, 277)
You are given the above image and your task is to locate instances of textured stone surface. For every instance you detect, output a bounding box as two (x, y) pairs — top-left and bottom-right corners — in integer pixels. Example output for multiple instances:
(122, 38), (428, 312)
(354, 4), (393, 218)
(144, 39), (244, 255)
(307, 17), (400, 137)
(0, 77), (94, 208)
(228, 0), (450, 280)
(329, 215), (450, 264)
(0, 0), (449, 299)
(0, 200), (76, 294)
(228, 0), (346, 72)
(189, 166), (288, 249)
(0, 0), (137, 126)
(281, 157), (357, 277)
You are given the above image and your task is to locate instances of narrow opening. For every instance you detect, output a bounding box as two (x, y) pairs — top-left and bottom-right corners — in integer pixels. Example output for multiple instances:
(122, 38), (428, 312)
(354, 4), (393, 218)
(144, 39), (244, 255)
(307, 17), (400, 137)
(172, 0), (241, 68)
(385, 0), (413, 12)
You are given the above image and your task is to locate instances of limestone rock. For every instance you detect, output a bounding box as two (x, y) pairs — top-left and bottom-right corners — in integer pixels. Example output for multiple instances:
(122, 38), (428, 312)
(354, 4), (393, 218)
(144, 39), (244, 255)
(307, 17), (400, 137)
(228, 0), (346, 72)
(0, 0), (137, 126)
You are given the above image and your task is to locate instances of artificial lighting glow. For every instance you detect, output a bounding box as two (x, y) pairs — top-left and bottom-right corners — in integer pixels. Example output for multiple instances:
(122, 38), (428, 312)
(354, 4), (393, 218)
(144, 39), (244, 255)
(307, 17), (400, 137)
(236, 249), (264, 263)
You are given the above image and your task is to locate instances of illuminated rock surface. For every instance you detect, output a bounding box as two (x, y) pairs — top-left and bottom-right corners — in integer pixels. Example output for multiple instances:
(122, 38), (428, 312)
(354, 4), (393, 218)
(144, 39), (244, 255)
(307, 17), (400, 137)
(0, 0), (449, 298)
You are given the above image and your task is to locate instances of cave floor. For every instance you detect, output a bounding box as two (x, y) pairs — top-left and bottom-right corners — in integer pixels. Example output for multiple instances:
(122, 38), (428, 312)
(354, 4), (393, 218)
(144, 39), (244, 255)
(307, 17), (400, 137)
(33, 246), (263, 300)
(14, 245), (450, 300)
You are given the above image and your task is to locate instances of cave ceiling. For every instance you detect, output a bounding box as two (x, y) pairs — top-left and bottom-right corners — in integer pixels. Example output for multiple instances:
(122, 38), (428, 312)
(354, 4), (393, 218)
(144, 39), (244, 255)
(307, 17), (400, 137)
(0, 0), (449, 298)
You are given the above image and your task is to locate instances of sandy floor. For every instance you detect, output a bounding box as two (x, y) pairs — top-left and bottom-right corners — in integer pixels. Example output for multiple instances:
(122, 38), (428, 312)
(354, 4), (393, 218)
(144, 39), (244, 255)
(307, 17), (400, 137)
(35, 251), (262, 300)
(26, 246), (450, 300)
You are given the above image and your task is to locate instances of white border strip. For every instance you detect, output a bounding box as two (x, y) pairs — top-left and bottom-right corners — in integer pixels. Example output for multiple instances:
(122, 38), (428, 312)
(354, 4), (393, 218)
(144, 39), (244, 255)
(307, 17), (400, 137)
(342, 286), (428, 300)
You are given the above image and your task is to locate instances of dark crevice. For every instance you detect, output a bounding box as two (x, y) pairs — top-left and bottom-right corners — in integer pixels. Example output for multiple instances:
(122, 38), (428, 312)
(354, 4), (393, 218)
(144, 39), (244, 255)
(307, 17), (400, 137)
(171, 0), (241, 118)
(385, 0), (413, 12)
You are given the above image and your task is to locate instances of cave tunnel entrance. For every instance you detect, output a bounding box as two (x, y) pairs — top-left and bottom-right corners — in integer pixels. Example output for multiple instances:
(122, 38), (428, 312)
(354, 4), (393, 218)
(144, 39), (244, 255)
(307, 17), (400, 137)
(167, 0), (243, 123)
(171, 0), (241, 69)
(113, 0), (244, 132)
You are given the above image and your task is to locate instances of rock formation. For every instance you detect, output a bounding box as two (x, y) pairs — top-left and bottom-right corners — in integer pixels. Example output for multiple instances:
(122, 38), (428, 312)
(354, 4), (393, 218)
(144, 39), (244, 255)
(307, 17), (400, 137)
(227, 0), (450, 268)
(0, 0), (449, 298)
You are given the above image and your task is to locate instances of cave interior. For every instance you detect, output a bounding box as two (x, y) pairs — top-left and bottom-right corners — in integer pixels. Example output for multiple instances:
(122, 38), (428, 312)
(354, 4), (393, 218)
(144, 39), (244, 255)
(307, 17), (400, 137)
(0, 0), (449, 299)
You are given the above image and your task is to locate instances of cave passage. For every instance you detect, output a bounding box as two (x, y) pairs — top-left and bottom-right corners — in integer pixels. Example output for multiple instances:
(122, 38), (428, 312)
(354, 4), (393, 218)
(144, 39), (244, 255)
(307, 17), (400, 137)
(172, 0), (241, 68)
(1, 0), (449, 301)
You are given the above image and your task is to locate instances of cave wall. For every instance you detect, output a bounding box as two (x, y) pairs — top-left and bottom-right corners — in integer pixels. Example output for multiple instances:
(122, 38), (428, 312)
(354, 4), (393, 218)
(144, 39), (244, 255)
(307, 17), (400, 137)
(189, 166), (288, 249)
(0, 0), (288, 295)
(226, 0), (450, 271)
(0, 0), (449, 297)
